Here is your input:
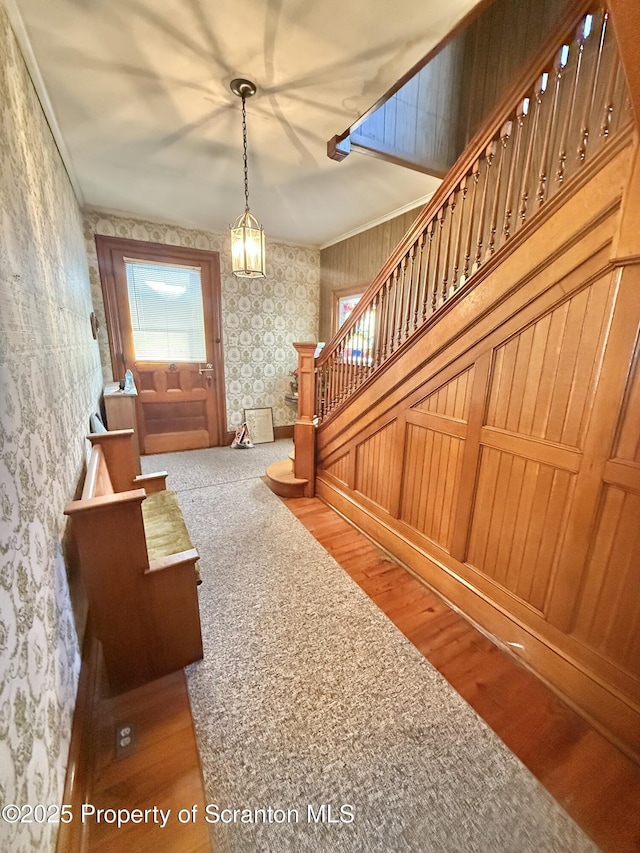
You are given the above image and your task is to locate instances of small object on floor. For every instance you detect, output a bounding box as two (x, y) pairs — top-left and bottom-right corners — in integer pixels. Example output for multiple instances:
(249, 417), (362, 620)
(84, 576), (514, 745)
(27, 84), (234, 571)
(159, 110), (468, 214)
(230, 422), (253, 449)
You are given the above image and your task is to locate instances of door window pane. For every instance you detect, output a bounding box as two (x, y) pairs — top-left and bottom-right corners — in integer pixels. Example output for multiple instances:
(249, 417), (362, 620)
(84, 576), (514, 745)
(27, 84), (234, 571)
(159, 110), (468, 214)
(125, 259), (206, 361)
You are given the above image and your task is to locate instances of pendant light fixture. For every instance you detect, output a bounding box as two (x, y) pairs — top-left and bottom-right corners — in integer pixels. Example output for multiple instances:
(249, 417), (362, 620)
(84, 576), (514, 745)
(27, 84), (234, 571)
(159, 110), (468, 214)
(229, 78), (266, 278)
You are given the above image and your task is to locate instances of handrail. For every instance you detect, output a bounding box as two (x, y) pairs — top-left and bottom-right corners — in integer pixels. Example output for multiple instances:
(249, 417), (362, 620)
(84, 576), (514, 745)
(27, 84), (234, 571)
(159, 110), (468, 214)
(315, 0), (630, 423)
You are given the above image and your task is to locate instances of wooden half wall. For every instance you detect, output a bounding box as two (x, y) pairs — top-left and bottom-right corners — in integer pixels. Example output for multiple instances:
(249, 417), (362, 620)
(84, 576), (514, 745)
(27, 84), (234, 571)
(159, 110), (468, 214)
(315, 128), (640, 762)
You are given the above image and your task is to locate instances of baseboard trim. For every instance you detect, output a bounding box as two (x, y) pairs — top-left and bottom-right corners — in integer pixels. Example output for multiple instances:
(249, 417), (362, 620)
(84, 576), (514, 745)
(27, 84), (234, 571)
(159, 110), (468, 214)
(274, 425), (294, 439)
(55, 625), (100, 853)
(224, 424), (294, 445)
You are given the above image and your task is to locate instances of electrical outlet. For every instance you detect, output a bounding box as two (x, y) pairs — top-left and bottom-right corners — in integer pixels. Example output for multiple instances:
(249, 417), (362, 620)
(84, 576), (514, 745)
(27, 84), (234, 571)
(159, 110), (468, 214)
(115, 722), (136, 756)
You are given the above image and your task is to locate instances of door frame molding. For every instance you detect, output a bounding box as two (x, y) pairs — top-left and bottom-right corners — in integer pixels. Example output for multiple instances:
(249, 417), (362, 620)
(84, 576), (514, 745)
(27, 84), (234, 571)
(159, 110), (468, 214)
(95, 235), (227, 447)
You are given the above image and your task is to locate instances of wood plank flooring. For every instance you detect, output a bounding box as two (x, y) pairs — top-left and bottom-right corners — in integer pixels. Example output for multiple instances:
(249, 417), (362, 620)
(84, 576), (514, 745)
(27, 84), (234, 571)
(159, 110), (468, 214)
(282, 495), (640, 853)
(80, 493), (640, 853)
(75, 644), (211, 853)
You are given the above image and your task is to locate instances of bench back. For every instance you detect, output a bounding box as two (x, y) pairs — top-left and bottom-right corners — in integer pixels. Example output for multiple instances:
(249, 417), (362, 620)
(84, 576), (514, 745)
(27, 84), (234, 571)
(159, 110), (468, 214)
(82, 444), (114, 499)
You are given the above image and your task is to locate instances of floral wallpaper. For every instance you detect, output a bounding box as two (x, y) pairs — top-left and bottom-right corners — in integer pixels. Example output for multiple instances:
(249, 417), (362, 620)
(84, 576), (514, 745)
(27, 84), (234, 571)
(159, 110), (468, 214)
(83, 210), (320, 432)
(0, 4), (103, 851)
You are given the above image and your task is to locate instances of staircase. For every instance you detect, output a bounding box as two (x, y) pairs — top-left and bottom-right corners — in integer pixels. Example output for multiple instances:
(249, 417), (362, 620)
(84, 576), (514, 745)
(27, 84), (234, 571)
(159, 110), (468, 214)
(265, 450), (308, 498)
(277, 1), (640, 765)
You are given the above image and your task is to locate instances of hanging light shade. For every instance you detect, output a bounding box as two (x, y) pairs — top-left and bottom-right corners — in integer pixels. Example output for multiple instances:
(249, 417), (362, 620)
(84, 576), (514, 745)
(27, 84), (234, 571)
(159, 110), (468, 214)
(229, 78), (266, 278)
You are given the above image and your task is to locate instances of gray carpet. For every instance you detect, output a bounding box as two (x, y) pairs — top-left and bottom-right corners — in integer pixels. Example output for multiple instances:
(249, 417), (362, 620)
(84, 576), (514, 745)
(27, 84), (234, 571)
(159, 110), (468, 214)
(143, 443), (598, 853)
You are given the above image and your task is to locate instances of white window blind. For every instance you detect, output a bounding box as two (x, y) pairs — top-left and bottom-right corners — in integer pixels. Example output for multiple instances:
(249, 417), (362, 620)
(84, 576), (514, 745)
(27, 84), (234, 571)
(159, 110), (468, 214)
(125, 259), (206, 361)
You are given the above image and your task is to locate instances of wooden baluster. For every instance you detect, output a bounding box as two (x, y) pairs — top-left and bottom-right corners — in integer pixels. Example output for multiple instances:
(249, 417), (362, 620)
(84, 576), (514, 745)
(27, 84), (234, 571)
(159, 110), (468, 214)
(346, 336), (354, 399)
(316, 364), (322, 420)
(343, 335), (351, 399)
(322, 363), (329, 418)
(339, 346), (347, 404)
(600, 27), (621, 138)
(360, 306), (368, 373)
(321, 365), (329, 420)
(556, 25), (587, 186)
(376, 296), (382, 365)
(355, 313), (364, 373)
(442, 192), (456, 303)
(354, 322), (362, 386)
(473, 142), (496, 273)
(396, 256), (407, 348)
(412, 232), (426, 329)
(452, 179), (467, 294)
(340, 345), (348, 403)
(387, 269), (399, 355)
(519, 74), (546, 226)
(537, 46), (566, 208)
(379, 278), (390, 364)
(461, 161), (480, 286)
(431, 206), (445, 313)
(503, 101), (528, 241)
(337, 355), (343, 407)
(400, 252), (411, 344)
(333, 347), (343, 408)
(421, 222), (435, 322)
(330, 350), (338, 411)
(405, 244), (417, 339)
(348, 329), (357, 394)
(361, 305), (371, 370)
(487, 121), (512, 258)
(326, 359), (334, 416)
(323, 361), (330, 417)
(578, 11), (607, 162)
(394, 263), (404, 349)
(374, 287), (385, 367)
(329, 351), (338, 411)
(364, 302), (375, 369)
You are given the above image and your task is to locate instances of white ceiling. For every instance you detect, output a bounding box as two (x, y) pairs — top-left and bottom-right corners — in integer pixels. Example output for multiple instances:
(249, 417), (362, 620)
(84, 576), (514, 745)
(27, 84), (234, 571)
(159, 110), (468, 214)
(11, 0), (482, 247)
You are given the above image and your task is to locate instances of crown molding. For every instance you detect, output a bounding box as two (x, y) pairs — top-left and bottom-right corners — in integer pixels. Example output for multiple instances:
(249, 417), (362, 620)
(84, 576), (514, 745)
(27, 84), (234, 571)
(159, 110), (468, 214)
(319, 190), (438, 250)
(4, 0), (84, 204)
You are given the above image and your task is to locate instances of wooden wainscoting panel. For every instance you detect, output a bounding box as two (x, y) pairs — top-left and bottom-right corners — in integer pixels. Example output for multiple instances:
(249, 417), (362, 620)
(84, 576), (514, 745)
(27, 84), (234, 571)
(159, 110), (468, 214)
(317, 473), (640, 762)
(316, 183), (623, 462)
(567, 329), (640, 682)
(485, 278), (612, 447)
(544, 268), (640, 636)
(614, 347), (640, 463)
(466, 447), (576, 611)
(313, 134), (640, 760)
(412, 365), (474, 419)
(324, 451), (351, 487)
(400, 422), (466, 553)
(572, 485), (640, 679)
(354, 420), (398, 512)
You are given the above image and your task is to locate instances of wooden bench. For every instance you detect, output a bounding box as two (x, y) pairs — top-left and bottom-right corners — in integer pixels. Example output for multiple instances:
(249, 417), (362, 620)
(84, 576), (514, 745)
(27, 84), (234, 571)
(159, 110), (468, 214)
(64, 429), (203, 692)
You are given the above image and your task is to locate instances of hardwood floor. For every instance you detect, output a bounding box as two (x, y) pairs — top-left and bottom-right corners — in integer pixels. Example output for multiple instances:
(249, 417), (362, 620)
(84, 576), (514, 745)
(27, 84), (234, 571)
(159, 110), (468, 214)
(60, 637), (211, 853)
(282, 495), (640, 853)
(75, 494), (640, 853)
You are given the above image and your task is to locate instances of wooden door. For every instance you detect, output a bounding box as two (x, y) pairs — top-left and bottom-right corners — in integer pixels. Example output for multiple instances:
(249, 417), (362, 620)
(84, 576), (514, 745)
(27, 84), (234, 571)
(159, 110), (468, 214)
(97, 236), (226, 454)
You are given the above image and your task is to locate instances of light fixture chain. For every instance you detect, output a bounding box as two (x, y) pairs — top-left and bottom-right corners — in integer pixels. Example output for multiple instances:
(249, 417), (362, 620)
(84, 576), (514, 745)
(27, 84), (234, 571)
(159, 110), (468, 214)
(242, 96), (250, 214)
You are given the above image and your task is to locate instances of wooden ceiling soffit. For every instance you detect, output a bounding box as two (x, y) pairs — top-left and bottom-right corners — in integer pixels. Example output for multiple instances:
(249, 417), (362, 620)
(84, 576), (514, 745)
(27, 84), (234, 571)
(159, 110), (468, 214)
(326, 0), (496, 164)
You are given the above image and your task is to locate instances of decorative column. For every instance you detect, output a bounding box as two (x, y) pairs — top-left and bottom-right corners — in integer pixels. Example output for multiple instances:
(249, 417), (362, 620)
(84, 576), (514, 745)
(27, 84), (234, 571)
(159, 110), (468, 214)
(293, 342), (317, 497)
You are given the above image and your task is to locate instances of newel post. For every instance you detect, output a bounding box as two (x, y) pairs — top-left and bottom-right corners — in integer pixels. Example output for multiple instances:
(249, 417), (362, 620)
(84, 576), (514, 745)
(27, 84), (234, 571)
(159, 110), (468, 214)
(293, 342), (317, 497)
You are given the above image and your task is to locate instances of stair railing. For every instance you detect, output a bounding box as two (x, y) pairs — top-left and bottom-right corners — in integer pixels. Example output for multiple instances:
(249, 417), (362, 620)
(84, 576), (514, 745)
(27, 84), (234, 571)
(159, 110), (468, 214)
(312, 1), (630, 424)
